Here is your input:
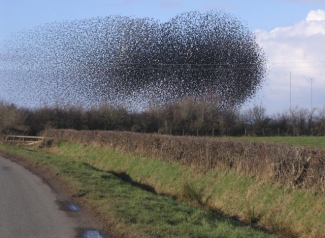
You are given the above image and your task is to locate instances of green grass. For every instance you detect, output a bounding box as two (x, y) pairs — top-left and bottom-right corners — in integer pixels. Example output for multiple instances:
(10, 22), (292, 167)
(45, 142), (325, 237)
(222, 136), (325, 149)
(0, 144), (274, 238)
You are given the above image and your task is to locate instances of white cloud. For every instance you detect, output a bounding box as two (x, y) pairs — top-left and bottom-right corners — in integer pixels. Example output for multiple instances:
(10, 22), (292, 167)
(307, 9), (325, 22)
(249, 9), (325, 113)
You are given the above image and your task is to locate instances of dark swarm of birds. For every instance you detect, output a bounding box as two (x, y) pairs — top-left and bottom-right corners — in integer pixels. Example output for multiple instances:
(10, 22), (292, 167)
(0, 11), (267, 110)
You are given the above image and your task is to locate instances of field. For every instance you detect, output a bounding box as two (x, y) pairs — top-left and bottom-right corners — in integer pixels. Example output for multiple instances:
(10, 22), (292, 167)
(224, 136), (325, 149)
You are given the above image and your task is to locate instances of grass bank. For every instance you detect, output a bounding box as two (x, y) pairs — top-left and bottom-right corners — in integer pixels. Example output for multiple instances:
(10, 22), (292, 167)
(0, 143), (274, 238)
(46, 142), (325, 238)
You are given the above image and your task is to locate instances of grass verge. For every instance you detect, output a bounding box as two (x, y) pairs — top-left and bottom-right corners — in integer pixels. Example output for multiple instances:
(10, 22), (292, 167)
(47, 141), (325, 238)
(0, 143), (274, 238)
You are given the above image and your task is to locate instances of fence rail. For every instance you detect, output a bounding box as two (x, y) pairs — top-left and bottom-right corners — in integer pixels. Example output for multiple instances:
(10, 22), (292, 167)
(4, 135), (51, 146)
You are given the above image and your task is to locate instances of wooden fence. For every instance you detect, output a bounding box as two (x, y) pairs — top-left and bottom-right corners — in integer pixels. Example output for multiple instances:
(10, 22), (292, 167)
(4, 135), (51, 146)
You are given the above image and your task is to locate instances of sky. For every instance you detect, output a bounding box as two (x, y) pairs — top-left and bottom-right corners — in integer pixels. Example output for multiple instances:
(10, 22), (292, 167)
(0, 0), (325, 114)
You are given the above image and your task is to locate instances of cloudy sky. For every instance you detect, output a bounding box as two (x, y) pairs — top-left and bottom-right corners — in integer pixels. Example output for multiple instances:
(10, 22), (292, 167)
(0, 0), (325, 113)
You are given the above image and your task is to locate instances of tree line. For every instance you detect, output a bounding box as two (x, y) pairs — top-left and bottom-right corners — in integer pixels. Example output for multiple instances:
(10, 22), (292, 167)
(1, 99), (324, 137)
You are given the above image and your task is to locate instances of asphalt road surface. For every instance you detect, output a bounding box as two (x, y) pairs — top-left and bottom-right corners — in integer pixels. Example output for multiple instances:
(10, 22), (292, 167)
(0, 155), (98, 238)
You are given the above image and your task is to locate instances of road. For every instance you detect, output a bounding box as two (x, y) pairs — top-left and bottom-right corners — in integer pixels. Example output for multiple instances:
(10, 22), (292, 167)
(0, 155), (99, 238)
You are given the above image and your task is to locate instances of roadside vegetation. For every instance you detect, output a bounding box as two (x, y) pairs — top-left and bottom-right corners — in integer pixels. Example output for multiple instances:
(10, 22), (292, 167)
(44, 130), (325, 192)
(2, 128), (325, 237)
(0, 143), (275, 238)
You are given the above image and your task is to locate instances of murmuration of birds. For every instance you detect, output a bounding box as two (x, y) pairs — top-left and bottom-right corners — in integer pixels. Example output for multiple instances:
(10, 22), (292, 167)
(0, 11), (267, 110)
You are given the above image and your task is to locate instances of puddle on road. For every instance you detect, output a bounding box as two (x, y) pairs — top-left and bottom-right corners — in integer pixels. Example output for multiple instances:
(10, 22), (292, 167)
(67, 203), (80, 211)
(83, 230), (104, 238)
(57, 201), (104, 237)
(56, 200), (80, 212)
(77, 229), (104, 238)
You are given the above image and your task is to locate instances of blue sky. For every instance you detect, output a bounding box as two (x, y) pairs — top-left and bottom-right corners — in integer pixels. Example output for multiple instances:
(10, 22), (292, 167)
(1, 0), (323, 37)
(1, 0), (325, 114)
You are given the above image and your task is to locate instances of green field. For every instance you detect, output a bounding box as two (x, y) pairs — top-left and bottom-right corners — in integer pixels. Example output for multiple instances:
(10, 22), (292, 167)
(223, 136), (325, 149)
